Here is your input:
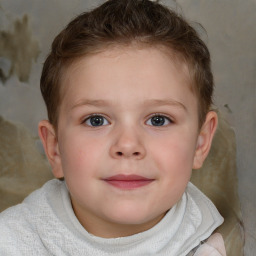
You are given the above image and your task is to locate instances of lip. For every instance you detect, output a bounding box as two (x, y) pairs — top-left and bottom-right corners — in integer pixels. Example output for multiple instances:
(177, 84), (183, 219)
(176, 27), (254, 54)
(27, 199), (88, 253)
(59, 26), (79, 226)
(103, 174), (154, 190)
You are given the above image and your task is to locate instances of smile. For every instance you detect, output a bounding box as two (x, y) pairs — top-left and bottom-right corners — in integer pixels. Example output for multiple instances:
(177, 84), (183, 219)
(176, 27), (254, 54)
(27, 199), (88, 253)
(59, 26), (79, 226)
(103, 174), (154, 190)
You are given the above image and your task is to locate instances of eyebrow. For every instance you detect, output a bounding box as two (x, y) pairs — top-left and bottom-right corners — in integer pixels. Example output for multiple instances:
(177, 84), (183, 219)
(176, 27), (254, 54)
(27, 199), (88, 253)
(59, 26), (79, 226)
(71, 98), (187, 111)
(71, 99), (112, 110)
(143, 99), (187, 111)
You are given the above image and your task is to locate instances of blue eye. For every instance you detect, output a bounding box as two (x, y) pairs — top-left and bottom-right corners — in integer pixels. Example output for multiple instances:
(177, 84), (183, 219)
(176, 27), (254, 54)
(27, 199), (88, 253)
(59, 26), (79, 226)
(84, 115), (109, 127)
(146, 115), (172, 126)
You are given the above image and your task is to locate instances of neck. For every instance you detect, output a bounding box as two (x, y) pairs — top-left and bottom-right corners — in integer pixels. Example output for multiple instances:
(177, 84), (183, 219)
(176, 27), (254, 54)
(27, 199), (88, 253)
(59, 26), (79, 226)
(71, 199), (166, 238)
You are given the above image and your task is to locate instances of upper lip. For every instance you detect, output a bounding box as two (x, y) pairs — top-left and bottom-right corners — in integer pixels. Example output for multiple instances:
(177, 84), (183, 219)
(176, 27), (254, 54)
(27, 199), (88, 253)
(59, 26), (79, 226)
(103, 174), (153, 181)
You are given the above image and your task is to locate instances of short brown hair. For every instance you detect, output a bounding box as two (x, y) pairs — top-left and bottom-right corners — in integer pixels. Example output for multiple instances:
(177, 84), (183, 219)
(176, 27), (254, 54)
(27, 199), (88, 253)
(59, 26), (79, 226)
(40, 0), (213, 128)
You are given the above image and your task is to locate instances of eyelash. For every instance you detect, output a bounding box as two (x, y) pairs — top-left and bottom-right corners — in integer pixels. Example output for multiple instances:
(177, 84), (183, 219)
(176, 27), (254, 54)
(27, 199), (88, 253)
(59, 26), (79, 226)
(146, 113), (173, 127)
(82, 114), (110, 127)
(82, 113), (173, 127)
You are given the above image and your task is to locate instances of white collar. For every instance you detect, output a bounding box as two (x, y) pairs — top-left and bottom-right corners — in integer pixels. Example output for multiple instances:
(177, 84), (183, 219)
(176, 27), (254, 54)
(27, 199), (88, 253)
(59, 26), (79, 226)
(62, 181), (224, 256)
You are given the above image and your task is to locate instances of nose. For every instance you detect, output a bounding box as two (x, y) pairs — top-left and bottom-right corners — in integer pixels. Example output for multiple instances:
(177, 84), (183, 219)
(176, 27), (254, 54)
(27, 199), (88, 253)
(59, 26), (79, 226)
(109, 127), (146, 160)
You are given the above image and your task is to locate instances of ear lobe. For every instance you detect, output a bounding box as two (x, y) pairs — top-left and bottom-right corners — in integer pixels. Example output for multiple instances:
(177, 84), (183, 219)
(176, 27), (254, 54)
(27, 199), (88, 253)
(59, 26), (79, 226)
(193, 111), (218, 169)
(38, 120), (64, 178)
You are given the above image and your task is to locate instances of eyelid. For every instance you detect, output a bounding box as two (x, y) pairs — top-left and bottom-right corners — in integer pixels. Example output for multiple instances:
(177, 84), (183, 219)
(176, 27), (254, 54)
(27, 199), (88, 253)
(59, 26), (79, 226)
(82, 113), (111, 126)
(145, 113), (174, 126)
(81, 113), (174, 126)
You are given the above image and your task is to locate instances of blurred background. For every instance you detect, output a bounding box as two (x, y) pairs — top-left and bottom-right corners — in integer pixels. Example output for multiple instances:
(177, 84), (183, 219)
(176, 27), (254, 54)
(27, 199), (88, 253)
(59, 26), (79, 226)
(0, 0), (255, 254)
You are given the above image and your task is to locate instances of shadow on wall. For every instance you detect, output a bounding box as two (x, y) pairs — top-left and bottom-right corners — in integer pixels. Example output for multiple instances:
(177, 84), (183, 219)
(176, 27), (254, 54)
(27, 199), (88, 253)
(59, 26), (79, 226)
(0, 116), (53, 210)
(0, 13), (40, 83)
(191, 111), (244, 256)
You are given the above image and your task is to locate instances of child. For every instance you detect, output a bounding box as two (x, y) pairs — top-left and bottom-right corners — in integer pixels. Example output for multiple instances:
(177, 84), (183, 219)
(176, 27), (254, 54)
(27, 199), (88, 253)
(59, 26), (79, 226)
(0, 0), (226, 255)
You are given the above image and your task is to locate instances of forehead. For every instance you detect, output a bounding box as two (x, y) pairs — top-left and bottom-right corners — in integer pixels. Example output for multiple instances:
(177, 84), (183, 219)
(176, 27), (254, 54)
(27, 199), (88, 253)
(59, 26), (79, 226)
(60, 46), (197, 110)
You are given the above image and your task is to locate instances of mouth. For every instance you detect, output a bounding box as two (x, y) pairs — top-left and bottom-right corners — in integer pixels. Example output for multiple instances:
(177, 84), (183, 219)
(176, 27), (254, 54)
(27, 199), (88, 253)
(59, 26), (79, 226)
(103, 174), (154, 190)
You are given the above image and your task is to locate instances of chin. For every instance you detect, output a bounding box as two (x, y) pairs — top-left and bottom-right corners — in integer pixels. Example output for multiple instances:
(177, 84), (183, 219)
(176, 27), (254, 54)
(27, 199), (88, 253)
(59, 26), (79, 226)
(104, 207), (164, 227)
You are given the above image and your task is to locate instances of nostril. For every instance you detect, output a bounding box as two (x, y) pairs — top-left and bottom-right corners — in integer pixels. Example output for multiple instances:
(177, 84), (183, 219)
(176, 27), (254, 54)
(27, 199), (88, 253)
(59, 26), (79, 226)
(116, 152), (140, 157)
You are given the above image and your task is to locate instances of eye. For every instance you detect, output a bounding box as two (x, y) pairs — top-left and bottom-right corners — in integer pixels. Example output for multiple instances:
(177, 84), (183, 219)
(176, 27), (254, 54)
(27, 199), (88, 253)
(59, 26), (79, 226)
(146, 115), (172, 126)
(84, 115), (109, 127)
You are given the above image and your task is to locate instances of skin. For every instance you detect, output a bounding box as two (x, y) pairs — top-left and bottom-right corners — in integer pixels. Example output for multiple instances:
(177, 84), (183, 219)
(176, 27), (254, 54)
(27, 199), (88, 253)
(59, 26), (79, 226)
(39, 47), (217, 238)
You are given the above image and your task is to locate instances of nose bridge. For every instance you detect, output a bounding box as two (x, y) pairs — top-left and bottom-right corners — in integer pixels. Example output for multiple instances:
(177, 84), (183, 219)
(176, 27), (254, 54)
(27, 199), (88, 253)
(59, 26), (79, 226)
(110, 122), (146, 159)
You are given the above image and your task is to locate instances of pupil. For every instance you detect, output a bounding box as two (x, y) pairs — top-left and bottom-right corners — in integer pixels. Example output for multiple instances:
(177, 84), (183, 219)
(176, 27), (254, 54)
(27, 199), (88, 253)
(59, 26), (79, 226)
(152, 116), (164, 126)
(90, 116), (103, 126)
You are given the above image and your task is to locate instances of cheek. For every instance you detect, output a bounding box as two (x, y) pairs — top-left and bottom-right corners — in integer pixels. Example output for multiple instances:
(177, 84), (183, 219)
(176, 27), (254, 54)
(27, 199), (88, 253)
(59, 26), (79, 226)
(59, 134), (107, 177)
(150, 132), (197, 175)
(150, 134), (197, 204)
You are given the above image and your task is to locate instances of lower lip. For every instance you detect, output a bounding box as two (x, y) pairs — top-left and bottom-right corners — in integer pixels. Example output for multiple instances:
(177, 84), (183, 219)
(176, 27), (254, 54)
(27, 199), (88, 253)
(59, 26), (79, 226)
(104, 180), (154, 190)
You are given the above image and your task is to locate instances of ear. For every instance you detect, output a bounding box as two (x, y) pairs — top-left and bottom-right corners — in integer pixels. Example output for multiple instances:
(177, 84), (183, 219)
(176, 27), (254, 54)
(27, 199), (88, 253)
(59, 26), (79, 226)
(193, 111), (218, 169)
(38, 120), (64, 178)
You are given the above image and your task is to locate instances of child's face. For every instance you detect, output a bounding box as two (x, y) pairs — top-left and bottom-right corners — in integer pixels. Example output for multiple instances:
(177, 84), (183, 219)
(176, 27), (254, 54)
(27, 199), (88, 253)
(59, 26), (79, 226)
(40, 47), (216, 237)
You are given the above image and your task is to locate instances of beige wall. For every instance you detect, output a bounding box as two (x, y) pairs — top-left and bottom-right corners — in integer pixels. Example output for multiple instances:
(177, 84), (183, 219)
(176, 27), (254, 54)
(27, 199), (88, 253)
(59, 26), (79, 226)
(0, 0), (255, 254)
